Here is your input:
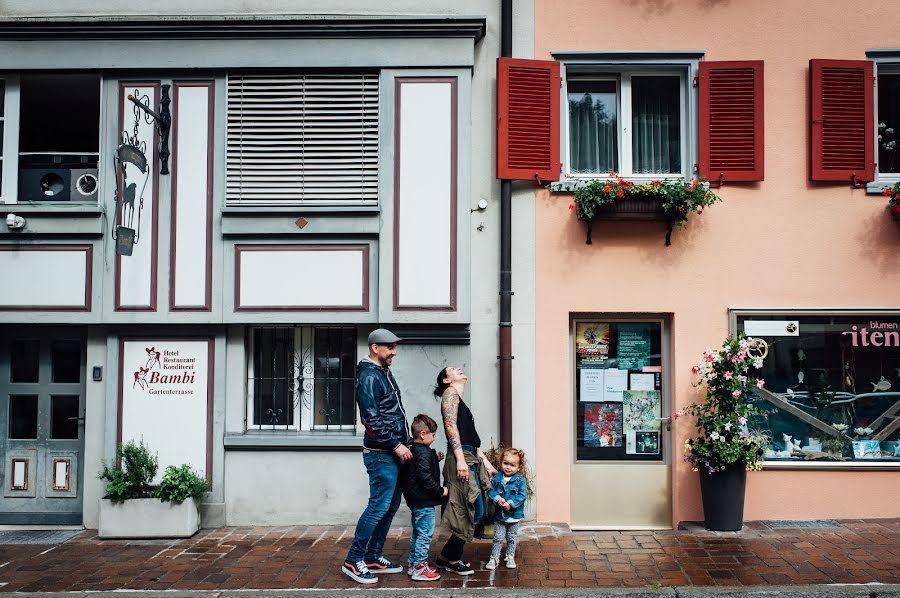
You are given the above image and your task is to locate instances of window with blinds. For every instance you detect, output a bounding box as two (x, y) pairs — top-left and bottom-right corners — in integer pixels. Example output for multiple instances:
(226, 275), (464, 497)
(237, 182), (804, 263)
(226, 73), (379, 205)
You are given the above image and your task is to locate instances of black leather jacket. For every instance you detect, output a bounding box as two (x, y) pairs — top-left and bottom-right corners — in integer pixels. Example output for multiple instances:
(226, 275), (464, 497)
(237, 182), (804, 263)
(402, 443), (445, 508)
(356, 358), (411, 452)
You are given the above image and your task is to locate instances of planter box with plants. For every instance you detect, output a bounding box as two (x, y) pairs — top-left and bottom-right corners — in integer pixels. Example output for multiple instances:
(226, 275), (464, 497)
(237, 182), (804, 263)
(98, 439), (209, 539)
(880, 182), (900, 221)
(566, 174), (722, 246)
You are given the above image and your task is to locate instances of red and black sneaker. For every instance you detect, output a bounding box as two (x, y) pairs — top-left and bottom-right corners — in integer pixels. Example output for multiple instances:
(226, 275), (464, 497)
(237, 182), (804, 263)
(365, 555), (404, 574)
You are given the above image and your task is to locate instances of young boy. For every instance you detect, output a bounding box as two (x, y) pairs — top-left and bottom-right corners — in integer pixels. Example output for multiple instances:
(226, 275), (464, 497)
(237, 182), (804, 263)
(402, 414), (448, 582)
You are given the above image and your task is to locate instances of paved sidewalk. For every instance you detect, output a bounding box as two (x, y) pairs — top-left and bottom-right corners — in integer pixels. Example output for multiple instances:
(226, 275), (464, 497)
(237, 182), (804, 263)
(0, 520), (897, 593)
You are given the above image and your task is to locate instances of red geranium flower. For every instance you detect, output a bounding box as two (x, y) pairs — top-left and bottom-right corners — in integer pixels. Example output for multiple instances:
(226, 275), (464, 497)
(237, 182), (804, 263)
(602, 185), (612, 193)
(568, 203), (575, 210)
(616, 190), (625, 198)
(883, 188), (893, 197)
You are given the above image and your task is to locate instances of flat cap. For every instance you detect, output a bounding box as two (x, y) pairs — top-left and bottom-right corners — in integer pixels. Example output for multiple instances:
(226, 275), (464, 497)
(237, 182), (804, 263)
(368, 328), (402, 345)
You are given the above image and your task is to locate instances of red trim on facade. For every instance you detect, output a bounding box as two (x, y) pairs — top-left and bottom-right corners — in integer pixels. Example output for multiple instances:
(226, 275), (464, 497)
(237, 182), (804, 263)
(810, 59), (875, 183)
(699, 60), (765, 185)
(0, 244), (93, 311)
(170, 80), (215, 312)
(115, 81), (160, 312)
(116, 336), (215, 487)
(234, 244), (370, 312)
(392, 77), (458, 312)
(496, 57), (561, 181)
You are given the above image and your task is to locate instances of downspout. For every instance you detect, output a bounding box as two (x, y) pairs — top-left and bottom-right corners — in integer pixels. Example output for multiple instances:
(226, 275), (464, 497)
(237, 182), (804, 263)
(499, 0), (513, 447)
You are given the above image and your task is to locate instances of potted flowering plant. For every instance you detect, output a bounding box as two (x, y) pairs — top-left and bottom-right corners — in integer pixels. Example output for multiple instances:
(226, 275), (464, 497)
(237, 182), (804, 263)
(880, 182), (900, 221)
(681, 336), (769, 531)
(570, 173), (721, 245)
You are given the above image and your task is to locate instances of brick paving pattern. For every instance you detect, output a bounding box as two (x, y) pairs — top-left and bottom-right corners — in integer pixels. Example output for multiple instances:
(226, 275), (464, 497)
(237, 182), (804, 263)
(0, 520), (897, 592)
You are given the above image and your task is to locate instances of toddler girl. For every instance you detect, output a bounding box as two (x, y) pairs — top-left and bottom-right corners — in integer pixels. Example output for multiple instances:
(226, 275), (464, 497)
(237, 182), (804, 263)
(485, 448), (527, 569)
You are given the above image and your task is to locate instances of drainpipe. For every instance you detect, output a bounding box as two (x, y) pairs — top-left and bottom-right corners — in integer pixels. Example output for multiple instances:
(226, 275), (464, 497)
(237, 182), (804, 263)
(499, 0), (513, 447)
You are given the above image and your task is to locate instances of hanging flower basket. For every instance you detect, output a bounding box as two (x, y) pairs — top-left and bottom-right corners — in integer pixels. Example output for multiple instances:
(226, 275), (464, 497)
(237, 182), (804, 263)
(570, 174), (721, 246)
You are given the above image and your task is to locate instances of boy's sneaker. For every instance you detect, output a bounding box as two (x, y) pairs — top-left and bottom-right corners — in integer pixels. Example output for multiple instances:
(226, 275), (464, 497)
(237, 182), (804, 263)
(410, 562), (441, 581)
(342, 561), (377, 584)
(485, 557), (498, 570)
(434, 556), (474, 575)
(365, 556), (404, 574)
(505, 555), (517, 569)
(406, 562), (415, 576)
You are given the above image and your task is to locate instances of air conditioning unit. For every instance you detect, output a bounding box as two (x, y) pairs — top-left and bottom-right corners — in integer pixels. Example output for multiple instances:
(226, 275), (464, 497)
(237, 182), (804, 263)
(18, 154), (99, 202)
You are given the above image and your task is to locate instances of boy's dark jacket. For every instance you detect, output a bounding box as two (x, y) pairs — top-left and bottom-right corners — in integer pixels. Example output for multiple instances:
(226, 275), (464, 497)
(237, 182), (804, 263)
(488, 472), (527, 522)
(356, 358), (411, 451)
(402, 443), (445, 508)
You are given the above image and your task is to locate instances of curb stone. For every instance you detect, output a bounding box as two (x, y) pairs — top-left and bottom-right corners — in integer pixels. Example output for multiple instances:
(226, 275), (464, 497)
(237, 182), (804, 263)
(4, 585), (900, 598)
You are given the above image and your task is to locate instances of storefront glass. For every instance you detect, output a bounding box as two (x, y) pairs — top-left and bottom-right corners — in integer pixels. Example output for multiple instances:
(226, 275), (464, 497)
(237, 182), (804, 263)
(736, 313), (900, 463)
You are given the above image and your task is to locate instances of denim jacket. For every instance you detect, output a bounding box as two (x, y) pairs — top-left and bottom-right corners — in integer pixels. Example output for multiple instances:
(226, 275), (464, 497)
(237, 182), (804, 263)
(356, 358), (410, 452)
(488, 471), (527, 522)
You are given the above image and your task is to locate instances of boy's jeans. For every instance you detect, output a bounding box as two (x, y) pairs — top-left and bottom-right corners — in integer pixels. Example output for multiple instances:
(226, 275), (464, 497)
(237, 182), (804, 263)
(408, 506), (436, 566)
(346, 450), (403, 564)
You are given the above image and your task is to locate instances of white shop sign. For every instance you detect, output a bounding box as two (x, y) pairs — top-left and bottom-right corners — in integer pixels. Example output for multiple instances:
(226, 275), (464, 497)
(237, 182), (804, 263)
(743, 320), (800, 337)
(119, 338), (213, 482)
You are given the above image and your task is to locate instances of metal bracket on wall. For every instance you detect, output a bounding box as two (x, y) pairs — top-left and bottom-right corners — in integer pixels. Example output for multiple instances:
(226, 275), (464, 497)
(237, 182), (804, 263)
(127, 84), (172, 175)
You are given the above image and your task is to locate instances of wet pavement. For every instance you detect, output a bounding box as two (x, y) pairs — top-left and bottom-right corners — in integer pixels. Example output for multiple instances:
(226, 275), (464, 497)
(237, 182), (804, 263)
(0, 519), (897, 592)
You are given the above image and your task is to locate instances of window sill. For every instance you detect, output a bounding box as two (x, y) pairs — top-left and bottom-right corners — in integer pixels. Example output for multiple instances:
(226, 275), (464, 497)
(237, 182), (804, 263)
(867, 179), (900, 195)
(221, 205), (379, 215)
(762, 459), (900, 471)
(550, 176), (688, 194)
(224, 432), (362, 451)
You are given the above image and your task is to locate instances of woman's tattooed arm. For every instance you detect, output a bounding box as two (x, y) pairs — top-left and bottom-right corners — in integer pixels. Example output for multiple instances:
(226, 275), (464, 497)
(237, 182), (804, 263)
(441, 388), (462, 453)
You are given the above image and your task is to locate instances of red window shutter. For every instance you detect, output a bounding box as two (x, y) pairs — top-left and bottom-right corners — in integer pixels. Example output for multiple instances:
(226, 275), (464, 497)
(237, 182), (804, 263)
(698, 60), (764, 185)
(496, 57), (560, 181)
(809, 59), (874, 183)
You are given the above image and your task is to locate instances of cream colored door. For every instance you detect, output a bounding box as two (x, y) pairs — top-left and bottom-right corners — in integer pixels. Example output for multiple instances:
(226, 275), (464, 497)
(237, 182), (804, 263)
(570, 317), (672, 530)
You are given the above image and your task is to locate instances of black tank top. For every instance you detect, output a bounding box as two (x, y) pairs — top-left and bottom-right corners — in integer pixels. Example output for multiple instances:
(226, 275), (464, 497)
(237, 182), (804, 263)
(456, 397), (481, 449)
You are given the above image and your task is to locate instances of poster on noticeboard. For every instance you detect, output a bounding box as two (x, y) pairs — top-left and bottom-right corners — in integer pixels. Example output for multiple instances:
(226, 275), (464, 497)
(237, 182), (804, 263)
(575, 323), (610, 357)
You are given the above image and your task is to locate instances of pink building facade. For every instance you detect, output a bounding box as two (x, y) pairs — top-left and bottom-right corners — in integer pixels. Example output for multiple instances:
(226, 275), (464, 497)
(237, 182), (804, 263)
(527, 0), (900, 528)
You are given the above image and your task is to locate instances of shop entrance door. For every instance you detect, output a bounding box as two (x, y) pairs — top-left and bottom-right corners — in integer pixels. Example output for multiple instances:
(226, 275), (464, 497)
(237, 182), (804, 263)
(0, 329), (86, 524)
(570, 317), (671, 529)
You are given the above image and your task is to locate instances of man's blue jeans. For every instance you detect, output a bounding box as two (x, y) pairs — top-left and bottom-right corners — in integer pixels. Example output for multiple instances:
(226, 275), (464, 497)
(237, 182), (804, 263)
(408, 506), (436, 566)
(346, 450), (403, 564)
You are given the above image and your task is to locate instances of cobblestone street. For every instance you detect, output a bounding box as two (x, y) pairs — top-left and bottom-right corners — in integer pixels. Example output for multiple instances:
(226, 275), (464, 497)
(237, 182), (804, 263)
(0, 520), (897, 592)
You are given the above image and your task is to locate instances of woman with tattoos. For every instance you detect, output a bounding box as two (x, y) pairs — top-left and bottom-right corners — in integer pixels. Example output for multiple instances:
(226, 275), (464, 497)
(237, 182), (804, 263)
(433, 366), (497, 575)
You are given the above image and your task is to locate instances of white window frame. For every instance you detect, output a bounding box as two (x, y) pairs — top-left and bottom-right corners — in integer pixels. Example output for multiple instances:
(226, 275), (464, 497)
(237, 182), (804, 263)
(554, 52), (702, 188)
(868, 56), (900, 193)
(246, 326), (359, 433)
(0, 76), (20, 205)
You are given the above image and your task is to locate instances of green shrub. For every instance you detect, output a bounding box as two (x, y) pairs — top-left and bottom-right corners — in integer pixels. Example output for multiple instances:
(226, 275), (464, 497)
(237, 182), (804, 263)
(98, 439), (158, 502)
(155, 464), (209, 504)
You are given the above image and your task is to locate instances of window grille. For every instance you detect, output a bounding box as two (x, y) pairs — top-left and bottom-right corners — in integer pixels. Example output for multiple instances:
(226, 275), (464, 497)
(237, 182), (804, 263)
(248, 326), (358, 432)
(226, 73), (379, 205)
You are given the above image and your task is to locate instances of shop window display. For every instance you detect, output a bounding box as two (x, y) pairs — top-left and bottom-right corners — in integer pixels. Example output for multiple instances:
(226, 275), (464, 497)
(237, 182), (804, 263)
(736, 314), (900, 462)
(573, 320), (666, 461)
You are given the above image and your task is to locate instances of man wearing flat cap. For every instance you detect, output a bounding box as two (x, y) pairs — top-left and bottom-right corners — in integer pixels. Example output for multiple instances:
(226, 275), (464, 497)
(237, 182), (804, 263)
(342, 328), (412, 584)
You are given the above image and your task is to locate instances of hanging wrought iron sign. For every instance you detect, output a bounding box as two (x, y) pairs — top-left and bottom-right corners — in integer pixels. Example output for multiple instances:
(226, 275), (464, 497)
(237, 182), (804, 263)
(112, 85), (171, 257)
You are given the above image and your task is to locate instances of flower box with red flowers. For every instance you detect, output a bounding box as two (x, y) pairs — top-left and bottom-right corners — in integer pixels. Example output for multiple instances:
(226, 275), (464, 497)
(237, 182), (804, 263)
(882, 184), (900, 221)
(569, 174), (722, 246)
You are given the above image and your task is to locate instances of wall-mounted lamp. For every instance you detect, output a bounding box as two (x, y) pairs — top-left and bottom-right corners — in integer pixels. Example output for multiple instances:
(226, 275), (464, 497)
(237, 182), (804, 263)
(5, 213), (26, 230)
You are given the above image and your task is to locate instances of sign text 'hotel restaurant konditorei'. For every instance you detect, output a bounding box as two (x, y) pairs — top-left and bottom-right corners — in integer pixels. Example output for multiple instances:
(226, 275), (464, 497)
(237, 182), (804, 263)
(119, 338), (213, 481)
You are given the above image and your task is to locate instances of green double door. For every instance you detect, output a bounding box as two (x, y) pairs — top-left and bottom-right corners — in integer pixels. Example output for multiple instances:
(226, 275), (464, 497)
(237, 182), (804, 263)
(0, 328), (85, 524)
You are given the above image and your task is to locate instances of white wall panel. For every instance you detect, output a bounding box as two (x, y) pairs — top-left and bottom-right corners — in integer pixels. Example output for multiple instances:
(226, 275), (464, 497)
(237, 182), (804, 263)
(172, 83), (213, 310)
(0, 247), (90, 309)
(117, 83), (158, 310)
(395, 79), (456, 309)
(236, 246), (367, 310)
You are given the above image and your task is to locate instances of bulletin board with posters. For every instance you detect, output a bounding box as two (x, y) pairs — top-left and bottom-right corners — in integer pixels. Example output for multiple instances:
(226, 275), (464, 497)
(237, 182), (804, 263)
(573, 319), (667, 462)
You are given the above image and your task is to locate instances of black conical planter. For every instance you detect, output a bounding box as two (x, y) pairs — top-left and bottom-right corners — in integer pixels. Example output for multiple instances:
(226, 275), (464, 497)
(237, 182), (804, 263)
(699, 463), (747, 531)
